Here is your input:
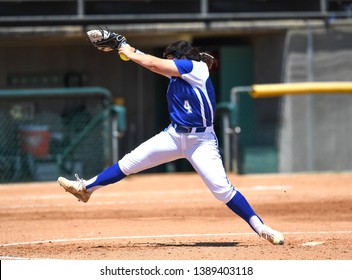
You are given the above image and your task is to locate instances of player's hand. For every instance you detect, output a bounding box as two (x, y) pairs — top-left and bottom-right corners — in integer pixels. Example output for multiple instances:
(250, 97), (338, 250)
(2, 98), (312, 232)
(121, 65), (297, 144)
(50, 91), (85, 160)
(118, 44), (135, 60)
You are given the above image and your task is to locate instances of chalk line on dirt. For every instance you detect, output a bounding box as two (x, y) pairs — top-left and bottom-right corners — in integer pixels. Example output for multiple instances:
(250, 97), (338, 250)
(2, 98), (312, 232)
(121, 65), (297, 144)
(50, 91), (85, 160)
(1, 230), (351, 247)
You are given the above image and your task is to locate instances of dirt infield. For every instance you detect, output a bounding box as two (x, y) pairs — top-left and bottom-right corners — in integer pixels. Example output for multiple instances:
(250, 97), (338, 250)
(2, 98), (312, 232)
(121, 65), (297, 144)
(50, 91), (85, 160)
(0, 172), (351, 260)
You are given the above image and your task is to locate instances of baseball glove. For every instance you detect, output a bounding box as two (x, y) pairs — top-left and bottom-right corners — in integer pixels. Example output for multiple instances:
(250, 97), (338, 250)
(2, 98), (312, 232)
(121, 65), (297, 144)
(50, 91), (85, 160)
(86, 28), (127, 52)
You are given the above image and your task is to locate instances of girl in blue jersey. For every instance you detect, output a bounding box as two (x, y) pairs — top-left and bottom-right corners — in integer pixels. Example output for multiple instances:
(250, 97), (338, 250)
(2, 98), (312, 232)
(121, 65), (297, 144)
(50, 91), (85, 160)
(58, 40), (284, 245)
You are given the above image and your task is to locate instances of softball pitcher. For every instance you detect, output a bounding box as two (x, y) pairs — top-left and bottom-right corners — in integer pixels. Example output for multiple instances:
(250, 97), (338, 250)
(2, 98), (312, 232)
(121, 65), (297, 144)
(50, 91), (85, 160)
(58, 33), (284, 245)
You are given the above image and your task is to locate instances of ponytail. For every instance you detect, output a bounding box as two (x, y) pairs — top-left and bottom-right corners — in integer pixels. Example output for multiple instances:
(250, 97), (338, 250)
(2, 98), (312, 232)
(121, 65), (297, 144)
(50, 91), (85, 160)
(200, 52), (216, 70)
(163, 40), (217, 70)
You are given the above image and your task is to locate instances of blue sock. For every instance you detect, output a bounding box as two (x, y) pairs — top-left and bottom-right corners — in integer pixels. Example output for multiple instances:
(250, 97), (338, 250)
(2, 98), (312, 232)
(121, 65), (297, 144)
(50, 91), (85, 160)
(86, 162), (126, 189)
(226, 191), (263, 231)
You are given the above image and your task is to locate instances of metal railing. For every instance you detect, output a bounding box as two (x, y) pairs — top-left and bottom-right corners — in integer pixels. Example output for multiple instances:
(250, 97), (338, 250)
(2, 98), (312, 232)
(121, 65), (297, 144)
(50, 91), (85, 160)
(0, 0), (350, 26)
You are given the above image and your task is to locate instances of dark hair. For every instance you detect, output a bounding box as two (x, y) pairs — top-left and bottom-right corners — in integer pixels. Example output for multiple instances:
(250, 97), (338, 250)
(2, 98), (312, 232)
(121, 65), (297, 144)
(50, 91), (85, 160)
(163, 40), (216, 69)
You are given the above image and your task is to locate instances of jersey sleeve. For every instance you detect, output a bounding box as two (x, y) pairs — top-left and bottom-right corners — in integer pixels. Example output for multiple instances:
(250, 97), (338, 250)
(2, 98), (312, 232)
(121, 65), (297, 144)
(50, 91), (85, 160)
(173, 59), (193, 75)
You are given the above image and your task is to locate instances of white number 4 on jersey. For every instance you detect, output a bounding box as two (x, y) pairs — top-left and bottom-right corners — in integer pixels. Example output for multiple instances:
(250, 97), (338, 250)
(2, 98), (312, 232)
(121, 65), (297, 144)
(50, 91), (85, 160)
(184, 100), (192, 113)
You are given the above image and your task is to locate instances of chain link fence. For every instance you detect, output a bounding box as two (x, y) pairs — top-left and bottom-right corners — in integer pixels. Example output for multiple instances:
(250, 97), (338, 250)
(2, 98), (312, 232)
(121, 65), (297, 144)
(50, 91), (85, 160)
(0, 87), (125, 183)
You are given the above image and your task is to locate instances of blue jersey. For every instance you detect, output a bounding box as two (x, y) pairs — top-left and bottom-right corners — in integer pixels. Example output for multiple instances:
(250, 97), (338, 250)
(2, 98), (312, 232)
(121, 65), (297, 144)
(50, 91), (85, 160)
(166, 59), (216, 127)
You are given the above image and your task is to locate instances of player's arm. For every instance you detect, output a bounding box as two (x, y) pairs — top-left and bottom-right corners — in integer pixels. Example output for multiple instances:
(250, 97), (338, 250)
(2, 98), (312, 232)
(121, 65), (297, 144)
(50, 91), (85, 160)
(118, 44), (180, 78)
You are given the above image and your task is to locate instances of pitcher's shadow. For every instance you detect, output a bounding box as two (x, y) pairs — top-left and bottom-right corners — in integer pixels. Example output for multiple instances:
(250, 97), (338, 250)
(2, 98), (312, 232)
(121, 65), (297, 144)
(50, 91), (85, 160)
(153, 241), (240, 247)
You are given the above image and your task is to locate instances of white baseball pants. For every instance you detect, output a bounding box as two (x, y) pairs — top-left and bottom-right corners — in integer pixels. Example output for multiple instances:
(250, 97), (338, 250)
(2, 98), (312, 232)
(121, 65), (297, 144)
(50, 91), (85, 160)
(118, 124), (236, 203)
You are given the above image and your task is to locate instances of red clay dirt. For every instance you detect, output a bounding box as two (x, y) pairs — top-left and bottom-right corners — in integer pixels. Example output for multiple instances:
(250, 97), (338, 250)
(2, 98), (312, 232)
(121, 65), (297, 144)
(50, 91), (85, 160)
(0, 172), (351, 260)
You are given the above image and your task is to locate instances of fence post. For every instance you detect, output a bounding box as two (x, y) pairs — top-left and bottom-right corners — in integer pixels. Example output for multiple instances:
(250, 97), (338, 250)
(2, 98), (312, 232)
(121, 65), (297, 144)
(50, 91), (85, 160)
(216, 102), (238, 172)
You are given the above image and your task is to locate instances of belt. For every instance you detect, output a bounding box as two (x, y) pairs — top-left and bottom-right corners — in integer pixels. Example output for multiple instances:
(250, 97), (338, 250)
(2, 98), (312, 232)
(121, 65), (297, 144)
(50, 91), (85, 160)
(172, 123), (213, 133)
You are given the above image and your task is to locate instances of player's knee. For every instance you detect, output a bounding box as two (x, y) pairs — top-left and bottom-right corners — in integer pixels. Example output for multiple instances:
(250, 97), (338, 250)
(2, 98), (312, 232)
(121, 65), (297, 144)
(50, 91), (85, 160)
(211, 187), (236, 204)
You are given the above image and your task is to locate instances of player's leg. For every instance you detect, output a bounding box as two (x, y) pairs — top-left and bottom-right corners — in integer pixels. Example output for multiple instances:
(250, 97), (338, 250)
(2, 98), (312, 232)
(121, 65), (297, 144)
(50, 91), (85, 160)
(58, 126), (182, 201)
(185, 132), (284, 244)
(118, 126), (182, 176)
(185, 134), (262, 229)
(226, 191), (284, 245)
